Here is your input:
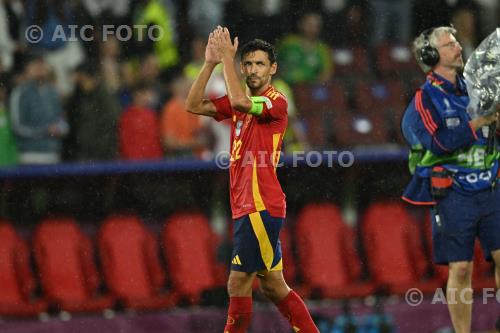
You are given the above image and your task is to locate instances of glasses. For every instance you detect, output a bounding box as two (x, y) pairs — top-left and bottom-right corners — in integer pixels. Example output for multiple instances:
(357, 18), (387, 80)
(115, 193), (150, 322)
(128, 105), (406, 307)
(437, 41), (461, 49)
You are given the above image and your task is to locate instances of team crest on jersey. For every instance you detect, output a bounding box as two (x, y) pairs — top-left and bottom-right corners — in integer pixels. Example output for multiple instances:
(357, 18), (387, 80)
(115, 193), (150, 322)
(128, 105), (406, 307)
(235, 120), (243, 137)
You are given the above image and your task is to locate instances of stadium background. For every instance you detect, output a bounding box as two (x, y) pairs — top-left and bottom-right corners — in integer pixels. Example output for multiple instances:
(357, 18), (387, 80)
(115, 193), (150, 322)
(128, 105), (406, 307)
(0, 0), (498, 332)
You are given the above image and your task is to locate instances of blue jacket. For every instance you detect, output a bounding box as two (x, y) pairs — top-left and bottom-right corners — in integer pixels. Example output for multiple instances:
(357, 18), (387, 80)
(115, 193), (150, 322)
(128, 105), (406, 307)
(9, 81), (67, 154)
(401, 72), (499, 205)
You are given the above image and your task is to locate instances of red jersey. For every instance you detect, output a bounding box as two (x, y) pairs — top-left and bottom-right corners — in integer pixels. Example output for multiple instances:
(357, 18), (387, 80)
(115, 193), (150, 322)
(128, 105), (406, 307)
(211, 85), (288, 219)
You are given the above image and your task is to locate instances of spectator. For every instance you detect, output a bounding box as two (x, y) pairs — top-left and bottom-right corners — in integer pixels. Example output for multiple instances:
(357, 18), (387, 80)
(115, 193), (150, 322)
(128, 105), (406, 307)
(0, 74), (17, 165)
(0, 0), (25, 74)
(224, 0), (290, 44)
(273, 77), (310, 152)
(81, 0), (131, 26)
(188, 0), (228, 38)
(99, 36), (122, 94)
(183, 36), (229, 157)
(473, 0), (498, 39)
(25, 0), (85, 96)
(119, 82), (163, 160)
(183, 36), (226, 98)
(369, 0), (411, 46)
(161, 75), (210, 158)
(451, 7), (477, 60)
(321, 0), (369, 47)
(134, 0), (179, 70)
(136, 53), (164, 112)
(277, 12), (333, 85)
(9, 54), (68, 164)
(65, 62), (120, 161)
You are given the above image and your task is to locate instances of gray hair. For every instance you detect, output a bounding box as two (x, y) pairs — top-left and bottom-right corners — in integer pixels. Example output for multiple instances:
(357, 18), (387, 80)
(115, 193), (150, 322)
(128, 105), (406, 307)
(413, 26), (457, 73)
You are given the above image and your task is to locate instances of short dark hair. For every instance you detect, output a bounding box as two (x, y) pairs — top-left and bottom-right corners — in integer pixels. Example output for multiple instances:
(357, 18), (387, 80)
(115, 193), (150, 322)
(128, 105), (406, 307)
(239, 39), (277, 64)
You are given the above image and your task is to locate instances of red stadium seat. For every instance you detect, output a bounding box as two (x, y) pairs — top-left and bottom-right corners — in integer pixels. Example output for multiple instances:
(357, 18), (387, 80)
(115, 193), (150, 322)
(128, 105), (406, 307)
(375, 44), (420, 77)
(119, 106), (163, 160)
(471, 244), (496, 290)
(353, 79), (407, 116)
(162, 212), (227, 304)
(353, 79), (408, 144)
(98, 214), (177, 310)
(362, 202), (442, 295)
(295, 203), (376, 299)
(332, 109), (389, 146)
(280, 226), (297, 287)
(33, 217), (113, 313)
(0, 221), (47, 316)
(332, 47), (371, 78)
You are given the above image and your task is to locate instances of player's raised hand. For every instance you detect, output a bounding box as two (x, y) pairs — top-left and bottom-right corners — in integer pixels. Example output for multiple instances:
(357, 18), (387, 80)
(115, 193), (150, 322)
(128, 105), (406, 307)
(205, 30), (221, 64)
(214, 26), (238, 61)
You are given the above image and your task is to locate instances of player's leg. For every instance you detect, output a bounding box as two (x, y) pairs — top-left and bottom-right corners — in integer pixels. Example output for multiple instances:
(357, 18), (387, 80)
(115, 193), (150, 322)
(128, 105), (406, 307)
(258, 269), (290, 303)
(249, 210), (318, 333)
(491, 250), (500, 333)
(431, 190), (479, 333)
(259, 269), (319, 333)
(477, 185), (500, 332)
(224, 270), (256, 333)
(492, 249), (500, 291)
(447, 260), (474, 333)
(224, 211), (276, 333)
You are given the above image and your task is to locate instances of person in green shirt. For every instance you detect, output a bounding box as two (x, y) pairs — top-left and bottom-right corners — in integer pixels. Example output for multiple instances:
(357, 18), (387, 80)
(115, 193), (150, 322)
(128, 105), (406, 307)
(277, 12), (333, 85)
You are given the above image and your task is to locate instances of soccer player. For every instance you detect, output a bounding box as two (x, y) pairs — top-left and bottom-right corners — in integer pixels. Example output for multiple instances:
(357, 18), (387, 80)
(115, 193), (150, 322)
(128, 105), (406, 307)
(401, 26), (500, 333)
(185, 26), (319, 333)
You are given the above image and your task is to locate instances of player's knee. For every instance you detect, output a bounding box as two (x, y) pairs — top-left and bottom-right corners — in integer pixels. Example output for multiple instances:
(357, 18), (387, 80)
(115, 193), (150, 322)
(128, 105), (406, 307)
(491, 251), (500, 268)
(260, 282), (280, 301)
(260, 279), (289, 303)
(227, 274), (252, 297)
(448, 262), (472, 283)
(227, 278), (242, 296)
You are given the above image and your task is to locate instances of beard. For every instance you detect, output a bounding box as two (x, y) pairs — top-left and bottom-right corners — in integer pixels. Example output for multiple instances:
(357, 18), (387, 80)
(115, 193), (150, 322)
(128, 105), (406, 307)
(455, 58), (464, 70)
(449, 54), (464, 71)
(245, 75), (264, 89)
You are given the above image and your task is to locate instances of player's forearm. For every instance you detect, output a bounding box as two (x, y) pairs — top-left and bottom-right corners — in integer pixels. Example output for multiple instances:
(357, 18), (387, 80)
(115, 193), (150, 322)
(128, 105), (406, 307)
(221, 56), (252, 112)
(185, 62), (217, 112)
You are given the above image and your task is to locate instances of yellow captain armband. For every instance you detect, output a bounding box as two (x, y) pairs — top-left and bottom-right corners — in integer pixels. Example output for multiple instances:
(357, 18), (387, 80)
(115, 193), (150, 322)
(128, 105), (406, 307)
(249, 96), (265, 116)
(249, 96), (272, 117)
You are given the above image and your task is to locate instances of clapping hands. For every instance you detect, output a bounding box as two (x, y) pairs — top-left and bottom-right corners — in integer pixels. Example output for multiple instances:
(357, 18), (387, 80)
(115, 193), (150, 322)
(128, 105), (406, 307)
(205, 26), (239, 65)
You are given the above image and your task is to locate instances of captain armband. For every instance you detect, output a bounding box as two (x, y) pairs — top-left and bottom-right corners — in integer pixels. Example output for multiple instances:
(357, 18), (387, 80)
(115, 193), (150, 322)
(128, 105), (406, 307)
(249, 96), (272, 116)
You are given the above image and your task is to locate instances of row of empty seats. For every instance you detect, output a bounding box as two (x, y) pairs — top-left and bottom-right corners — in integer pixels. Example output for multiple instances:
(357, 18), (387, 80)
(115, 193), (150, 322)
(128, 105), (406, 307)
(294, 76), (419, 148)
(332, 44), (419, 79)
(283, 202), (495, 300)
(0, 213), (226, 317)
(0, 202), (495, 317)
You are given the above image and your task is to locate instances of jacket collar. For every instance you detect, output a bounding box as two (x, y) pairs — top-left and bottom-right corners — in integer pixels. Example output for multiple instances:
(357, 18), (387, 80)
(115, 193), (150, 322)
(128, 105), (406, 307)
(426, 71), (467, 96)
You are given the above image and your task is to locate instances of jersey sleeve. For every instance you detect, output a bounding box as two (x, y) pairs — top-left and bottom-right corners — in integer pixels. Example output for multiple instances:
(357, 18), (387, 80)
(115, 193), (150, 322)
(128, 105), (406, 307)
(259, 92), (288, 121)
(409, 89), (478, 156)
(211, 95), (232, 122)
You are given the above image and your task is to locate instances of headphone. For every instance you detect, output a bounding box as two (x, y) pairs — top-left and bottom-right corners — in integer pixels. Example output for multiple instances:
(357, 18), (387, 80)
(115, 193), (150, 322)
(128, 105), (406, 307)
(419, 28), (440, 67)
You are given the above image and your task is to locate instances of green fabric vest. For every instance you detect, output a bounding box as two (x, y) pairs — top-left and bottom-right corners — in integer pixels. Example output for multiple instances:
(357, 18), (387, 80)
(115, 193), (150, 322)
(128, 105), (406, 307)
(0, 106), (18, 166)
(136, 0), (179, 69)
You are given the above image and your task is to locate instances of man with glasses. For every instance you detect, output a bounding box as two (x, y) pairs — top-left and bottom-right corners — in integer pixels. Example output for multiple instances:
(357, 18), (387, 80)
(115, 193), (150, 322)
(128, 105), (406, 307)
(401, 26), (500, 333)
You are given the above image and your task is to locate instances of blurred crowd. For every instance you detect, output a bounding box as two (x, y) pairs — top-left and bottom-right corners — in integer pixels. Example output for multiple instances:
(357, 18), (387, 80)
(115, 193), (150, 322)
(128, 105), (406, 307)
(0, 0), (498, 166)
